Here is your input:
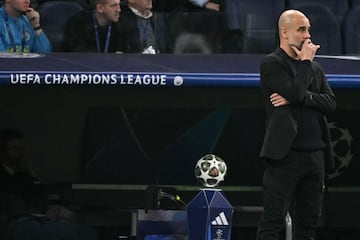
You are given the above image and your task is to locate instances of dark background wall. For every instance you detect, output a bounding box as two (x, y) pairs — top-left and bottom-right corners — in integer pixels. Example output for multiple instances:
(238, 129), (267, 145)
(1, 86), (359, 188)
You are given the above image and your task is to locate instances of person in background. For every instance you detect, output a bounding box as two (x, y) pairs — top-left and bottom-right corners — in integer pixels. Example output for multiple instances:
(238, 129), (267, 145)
(61, 0), (129, 53)
(150, 0), (223, 53)
(118, 0), (159, 53)
(173, 32), (212, 54)
(0, 0), (52, 52)
(0, 128), (97, 240)
(256, 9), (336, 240)
(0, 128), (40, 206)
(0, 128), (41, 240)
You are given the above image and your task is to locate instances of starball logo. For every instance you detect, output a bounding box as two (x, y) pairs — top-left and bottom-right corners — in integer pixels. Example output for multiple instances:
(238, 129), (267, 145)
(215, 228), (224, 239)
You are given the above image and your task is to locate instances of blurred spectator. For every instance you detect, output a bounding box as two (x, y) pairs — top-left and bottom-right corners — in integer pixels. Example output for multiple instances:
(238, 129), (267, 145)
(149, 0), (224, 53)
(0, 0), (52, 53)
(0, 128), (97, 240)
(175, 0), (225, 53)
(173, 32), (212, 54)
(118, 0), (160, 53)
(0, 128), (42, 240)
(0, 129), (41, 209)
(60, 0), (130, 53)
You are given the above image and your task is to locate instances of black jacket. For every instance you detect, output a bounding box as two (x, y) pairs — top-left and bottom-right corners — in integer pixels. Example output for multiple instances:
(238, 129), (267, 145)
(61, 10), (130, 53)
(259, 48), (336, 173)
(117, 5), (161, 53)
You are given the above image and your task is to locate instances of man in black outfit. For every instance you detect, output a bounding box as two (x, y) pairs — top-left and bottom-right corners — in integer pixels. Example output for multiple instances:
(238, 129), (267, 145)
(61, 0), (129, 53)
(257, 9), (336, 240)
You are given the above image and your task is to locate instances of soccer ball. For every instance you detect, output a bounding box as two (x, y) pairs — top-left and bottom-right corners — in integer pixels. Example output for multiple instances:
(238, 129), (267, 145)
(194, 154), (227, 188)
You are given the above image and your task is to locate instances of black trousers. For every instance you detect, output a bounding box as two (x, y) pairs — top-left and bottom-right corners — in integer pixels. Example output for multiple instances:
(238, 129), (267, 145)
(256, 150), (325, 240)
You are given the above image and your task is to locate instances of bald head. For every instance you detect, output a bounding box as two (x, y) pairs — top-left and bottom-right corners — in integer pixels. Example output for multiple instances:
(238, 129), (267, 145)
(278, 9), (307, 32)
(277, 9), (312, 58)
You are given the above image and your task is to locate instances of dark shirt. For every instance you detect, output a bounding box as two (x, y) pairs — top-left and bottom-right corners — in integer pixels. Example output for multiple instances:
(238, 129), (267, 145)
(292, 108), (326, 150)
(60, 10), (130, 53)
(286, 58), (326, 150)
(0, 165), (42, 216)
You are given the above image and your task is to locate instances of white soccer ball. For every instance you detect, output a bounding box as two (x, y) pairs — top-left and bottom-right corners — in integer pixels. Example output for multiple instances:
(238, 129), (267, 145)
(194, 154), (227, 188)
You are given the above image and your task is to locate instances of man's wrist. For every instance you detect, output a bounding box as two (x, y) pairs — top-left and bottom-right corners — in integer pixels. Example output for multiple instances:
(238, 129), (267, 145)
(33, 25), (42, 31)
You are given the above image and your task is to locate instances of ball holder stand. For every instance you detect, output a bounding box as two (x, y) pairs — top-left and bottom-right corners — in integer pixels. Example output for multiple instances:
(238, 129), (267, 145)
(186, 188), (233, 240)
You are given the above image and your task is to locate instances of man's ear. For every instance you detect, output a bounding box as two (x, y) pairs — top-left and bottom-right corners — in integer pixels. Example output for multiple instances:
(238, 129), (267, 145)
(96, 3), (104, 13)
(280, 27), (288, 39)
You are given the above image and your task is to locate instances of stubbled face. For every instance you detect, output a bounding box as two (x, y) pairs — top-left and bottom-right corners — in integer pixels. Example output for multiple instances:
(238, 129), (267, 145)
(286, 14), (311, 51)
(100, 0), (121, 23)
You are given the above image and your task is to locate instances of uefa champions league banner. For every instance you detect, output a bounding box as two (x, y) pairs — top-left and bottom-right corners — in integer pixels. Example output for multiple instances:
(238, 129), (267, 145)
(0, 52), (359, 87)
(0, 71), (259, 87)
(0, 71), (359, 88)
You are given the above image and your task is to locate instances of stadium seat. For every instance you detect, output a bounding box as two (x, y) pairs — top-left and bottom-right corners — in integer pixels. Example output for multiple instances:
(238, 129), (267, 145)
(351, 0), (360, 7)
(294, 4), (342, 55)
(222, 0), (284, 53)
(224, 0), (285, 30)
(343, 5), (360, 54)
(288, 0), (349, 22)
(38, 1), (83, 51)
(242, 14), (278, 54)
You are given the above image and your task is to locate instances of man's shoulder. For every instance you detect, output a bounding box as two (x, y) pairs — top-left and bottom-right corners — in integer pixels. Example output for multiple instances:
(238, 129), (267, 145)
(262, 48), (284, 61)
(120, 5), (136, 17)
(261, 48), (285, 68)
(118, 7), (137, 26)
